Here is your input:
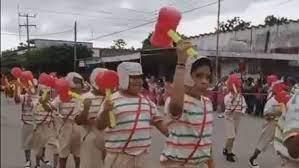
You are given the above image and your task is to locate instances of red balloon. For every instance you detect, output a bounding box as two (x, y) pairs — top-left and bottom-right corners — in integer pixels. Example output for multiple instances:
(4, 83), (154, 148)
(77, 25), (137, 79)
(38, 73), (49, 85)
(20, 71), (34, 86)
(272, 82), (287, 95)
(11, 67), (23, 78)
(150, 6), (182, 48)
(55, 79), (70, 94)
(267, 75), (278, 86)
(227, 74), (242, 91)
(275, 91), (290, 104)
(59, 91), (71, 102)
(95, 70), (119, 90)
(47, 76), (56, 88)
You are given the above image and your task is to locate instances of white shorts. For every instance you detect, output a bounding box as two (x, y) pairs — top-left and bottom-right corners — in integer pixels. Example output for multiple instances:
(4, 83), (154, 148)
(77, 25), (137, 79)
(21, 124), (34, 150)
(104, 152), (150, 168)
(80, 126), (105, 168)
(256, 120), (276, 152)
(225, 113), (242, 139)
(57, 120), (81, 158)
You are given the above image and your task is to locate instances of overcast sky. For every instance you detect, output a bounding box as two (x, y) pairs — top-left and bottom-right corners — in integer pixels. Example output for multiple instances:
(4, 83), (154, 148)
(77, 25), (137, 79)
(1, 0), (299, 51)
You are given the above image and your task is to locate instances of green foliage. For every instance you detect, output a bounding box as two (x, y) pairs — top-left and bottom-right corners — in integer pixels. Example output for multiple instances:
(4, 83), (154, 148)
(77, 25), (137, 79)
(111, 39), (127, 49)
(218, 17), (251, 32)
(142, 32), (154, 49)
(1, 44), (93, 76)
(264, 15), (289, 26)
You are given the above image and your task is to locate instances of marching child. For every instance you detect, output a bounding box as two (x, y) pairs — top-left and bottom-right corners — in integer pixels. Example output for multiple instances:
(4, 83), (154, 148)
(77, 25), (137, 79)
(160, 41), (214, 168)
(96, 62), (168, 168)
(223, 74), (247, 162)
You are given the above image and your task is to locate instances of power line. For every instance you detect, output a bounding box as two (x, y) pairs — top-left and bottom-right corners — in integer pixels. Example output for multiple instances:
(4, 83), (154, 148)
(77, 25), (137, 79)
(22, 7), (154, 22)
(19, 13), (36, 50)
(2, 29), (73, 37)
(87, 1), (220, 41)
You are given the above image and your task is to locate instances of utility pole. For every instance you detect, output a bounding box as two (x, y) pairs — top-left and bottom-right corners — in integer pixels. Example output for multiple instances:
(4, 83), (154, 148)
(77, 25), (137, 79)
(216, 0), (221, 82)
(19, 13), (36, 50)
(74, 21), (77, 72)
(17, 4), (21, 42)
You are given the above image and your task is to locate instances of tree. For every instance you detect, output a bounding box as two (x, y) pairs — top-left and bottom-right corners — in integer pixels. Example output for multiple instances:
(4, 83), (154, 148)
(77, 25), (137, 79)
(111, 39), (127, 49)
(1, 45), (93, 76)
(218, 17), (251, 32)
(264, 15), (289, 26)
(142, 32), (154, 49)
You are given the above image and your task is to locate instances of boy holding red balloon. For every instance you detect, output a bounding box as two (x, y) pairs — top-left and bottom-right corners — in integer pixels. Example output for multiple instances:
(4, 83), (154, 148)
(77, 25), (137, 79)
(96, 62), (169, 168)
(249, 82), (288, 168)
(29, 83), (59, 168)
(13, 75), (42, 168)
(75, 68), (107, 168)
(50, 72), (85, 168)
(160, 41), (214, 168)
(222, 74), (247, 162)
(273, 88), (299, 167)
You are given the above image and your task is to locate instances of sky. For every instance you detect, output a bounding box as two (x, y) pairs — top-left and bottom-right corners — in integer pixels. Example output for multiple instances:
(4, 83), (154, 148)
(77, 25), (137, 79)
(1, 0), (299, 51)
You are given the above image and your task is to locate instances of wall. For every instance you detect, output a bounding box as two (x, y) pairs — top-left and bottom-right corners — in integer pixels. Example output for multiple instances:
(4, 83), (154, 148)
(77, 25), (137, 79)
(189, 21), (299, 55)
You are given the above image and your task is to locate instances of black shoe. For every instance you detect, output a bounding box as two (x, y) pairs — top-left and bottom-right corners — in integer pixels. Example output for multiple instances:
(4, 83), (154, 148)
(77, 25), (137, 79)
(249, 158), (260, 168)
(226, 153), (236, 162)
(223, 148), (228, 156)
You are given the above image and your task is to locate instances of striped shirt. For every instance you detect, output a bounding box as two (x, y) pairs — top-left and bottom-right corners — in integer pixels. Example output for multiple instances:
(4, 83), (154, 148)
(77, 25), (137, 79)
(101, 91), (162, 156)
(20, 94), (39, 124)
(51, 96), (82, 120)
(161, 95), (214, 164)
(81, 92), (104, 120)
(274, 91), (299, 162)
(32, 99), (53, 125)
(224, 93), (247, 119)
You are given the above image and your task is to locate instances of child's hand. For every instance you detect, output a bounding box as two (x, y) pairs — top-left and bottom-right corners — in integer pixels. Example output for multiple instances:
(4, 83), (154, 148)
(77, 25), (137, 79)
(176, 40), (193, 64)
(103, 99), (114, 113)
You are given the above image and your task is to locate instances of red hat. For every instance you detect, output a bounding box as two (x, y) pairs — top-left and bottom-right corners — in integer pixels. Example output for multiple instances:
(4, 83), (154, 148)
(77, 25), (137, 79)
(267, 75), (278, 86)
(227, 74), (242, 92)
(272, 82), (288, 95)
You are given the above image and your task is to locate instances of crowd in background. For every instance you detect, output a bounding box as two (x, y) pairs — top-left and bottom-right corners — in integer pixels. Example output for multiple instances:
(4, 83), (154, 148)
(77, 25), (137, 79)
(138, 74), (298, 118)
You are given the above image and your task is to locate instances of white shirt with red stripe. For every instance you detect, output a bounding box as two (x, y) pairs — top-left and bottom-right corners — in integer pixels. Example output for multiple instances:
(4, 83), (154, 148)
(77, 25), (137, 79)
(100, 91), (162, 156)
(51, 96), (82, 120)
(161, 95), (214, 164)
(20, 94), (39, 124)
(224, 92), (247, 119)
(32, 99), (54, 125)
(81, 92), (104, 120)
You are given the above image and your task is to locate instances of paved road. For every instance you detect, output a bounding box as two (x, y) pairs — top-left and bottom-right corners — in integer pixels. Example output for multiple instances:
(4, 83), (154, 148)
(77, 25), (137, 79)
(1, 94), (281, 168)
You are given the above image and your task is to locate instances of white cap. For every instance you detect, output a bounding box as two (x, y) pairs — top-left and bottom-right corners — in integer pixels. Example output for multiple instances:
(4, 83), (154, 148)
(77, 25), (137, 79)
(117, 62), (143, 90)
(65, 72), (84, 88)
(89, 68), (107, 90)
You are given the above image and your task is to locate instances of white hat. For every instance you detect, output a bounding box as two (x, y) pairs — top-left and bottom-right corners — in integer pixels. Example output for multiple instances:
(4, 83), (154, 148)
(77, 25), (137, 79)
(117, 62), (143, 90)
(89, 68), (107, 90)
(65, 72), (84, 88)
(184, 56), (211, 87)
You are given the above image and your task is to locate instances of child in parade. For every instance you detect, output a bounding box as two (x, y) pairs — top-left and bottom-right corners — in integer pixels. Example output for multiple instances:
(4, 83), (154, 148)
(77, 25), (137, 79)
(160, 41), (214, 168)
(96, 62), (169, 168)
(223, 74), (247, 162)
(75, 68), (107, 168)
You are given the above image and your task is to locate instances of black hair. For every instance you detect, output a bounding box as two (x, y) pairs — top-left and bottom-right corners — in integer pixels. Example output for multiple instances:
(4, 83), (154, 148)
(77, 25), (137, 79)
(190, 58), (213, 74)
